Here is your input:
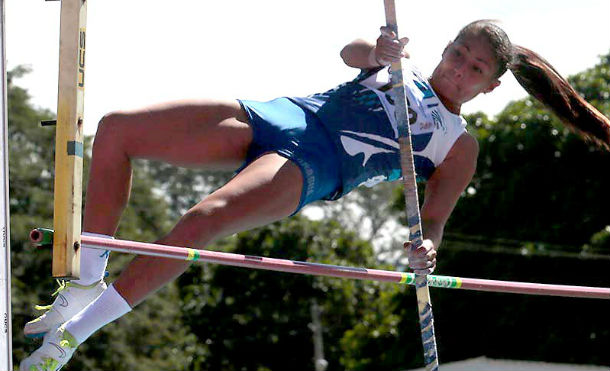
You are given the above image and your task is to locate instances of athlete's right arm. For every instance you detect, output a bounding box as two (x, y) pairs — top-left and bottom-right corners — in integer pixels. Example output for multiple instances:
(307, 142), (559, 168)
(340, 26), (409, 69)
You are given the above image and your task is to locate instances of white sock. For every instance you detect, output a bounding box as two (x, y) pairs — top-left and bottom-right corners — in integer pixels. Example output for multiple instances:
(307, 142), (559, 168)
(64, 283), (132, 344)
(72, 231), (112, 285)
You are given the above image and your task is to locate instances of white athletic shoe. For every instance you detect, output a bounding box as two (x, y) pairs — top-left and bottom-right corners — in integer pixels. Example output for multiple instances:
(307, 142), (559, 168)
(24, 280), (107, 338)
(19, 326), (78, 371)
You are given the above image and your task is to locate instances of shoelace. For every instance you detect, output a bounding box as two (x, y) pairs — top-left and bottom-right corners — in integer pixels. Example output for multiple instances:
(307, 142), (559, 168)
(33, 280), (68, 311)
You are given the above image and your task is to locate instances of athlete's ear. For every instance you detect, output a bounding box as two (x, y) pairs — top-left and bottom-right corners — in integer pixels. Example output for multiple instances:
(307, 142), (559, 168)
(484, 79), (501, 94)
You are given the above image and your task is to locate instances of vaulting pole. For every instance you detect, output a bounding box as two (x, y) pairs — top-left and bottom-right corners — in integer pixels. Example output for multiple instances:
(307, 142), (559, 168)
(52, 0), (87, 279)
(383, 1), (439, 369)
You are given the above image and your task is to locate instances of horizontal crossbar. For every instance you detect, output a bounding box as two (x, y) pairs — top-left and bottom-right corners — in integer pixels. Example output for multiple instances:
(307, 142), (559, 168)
(75, 235), (610, 300)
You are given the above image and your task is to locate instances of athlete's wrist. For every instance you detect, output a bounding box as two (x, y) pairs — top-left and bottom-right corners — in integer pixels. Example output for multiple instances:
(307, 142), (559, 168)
(368, 47), (387, 67)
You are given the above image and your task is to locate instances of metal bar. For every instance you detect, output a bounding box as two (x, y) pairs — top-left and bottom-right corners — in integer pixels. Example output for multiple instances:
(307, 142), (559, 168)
(70, 235), (609, 300)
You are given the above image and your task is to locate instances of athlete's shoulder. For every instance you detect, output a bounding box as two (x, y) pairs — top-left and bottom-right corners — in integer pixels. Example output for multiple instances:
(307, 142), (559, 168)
(447, 132), (479, 163)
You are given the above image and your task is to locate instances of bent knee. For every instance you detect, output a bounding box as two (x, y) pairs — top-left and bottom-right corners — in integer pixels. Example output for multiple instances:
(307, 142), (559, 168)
(171, 199), (233, 246)
(94, 109), (149, 158)
(94, 111), (132, 147)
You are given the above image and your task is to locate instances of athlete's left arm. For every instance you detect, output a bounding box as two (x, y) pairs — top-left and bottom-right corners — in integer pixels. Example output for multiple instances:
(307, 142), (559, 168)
(420, 132), (479, 249)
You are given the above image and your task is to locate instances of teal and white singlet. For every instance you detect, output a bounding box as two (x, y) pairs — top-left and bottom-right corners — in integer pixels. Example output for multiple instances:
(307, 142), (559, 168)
(238, 61), (467, 212)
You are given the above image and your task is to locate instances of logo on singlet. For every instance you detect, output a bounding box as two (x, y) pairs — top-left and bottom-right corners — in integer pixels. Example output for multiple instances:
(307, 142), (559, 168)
(338, 130), (399, 166)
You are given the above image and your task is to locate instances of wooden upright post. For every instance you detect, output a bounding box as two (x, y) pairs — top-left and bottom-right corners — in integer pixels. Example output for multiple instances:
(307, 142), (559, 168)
(52, 0), (87, 278)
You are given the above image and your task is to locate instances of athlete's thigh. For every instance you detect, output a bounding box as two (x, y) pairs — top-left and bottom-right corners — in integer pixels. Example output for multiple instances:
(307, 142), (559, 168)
(100, 99), (252, 169)
(179, 153), (305, 246)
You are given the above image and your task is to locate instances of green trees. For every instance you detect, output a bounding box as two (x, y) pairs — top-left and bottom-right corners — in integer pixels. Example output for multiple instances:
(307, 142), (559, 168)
(8, 66), (58, 367)
(179, 217), (400, 371)
(6, 49), (610, 370)
(387, 51), (610, 366)
(451, 52), (610, 254)
(7, 67), (399, 370)
(7, 67), (196, 370)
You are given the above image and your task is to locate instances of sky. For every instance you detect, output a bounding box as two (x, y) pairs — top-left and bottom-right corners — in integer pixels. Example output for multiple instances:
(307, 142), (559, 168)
(5, 0), (610, 136)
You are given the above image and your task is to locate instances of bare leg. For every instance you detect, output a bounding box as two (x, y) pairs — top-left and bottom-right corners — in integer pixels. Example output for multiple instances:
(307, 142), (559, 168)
(114, 153), (303, 306)
(82, 98), (304, 306)
(83, 99), (253, 236)
(20, 100), (304, 371)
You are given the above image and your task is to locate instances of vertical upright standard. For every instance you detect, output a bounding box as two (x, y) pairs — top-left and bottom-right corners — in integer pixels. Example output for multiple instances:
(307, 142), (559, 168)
(0, 0), (13, 368)
(383, 0), (439, 369)
(52, 0), (87, 279)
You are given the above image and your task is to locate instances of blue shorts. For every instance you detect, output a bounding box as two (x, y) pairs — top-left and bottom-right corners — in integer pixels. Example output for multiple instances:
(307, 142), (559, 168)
(237, 97), (341, 214)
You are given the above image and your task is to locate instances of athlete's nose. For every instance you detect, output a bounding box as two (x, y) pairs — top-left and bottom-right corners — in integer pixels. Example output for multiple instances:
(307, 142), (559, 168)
(452, 62), (465, 80)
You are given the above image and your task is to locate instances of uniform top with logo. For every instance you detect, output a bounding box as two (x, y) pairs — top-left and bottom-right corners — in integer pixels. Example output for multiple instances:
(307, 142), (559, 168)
(290, 61), (468, 199)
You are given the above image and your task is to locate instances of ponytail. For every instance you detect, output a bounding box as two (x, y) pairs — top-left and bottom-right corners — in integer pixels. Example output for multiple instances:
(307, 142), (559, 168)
(509, 45), (610, 150)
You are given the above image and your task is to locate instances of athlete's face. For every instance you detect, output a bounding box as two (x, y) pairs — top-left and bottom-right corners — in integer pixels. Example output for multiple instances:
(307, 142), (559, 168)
(429, 34), (501, 114)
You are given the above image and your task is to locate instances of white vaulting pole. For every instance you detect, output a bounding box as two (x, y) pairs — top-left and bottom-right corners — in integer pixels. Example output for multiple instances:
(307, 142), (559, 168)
(0, 0), (13, 368)
(383, 0), (439, 369)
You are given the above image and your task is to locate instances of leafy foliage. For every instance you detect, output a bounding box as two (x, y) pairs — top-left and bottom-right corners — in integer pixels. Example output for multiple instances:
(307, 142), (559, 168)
(6, 49), (610, 371)
(7, 68), (197, 370)
(178, 217), (404, 371)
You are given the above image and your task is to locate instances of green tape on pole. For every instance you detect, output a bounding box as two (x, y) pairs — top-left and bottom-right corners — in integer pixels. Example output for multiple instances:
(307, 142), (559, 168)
(186, 248), (200, 262)
(428, 275), (460, 288)
(400, 273), (461, 289)
(400, 272), (415, 285)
